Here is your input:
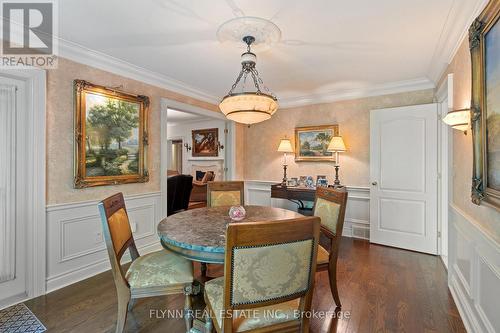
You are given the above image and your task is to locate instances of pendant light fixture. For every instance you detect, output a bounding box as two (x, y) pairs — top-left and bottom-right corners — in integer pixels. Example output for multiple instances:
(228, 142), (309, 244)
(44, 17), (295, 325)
(219, 36), (278, 125)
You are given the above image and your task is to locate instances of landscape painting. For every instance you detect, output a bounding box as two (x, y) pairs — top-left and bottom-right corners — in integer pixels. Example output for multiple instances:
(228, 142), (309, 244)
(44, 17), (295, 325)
(74, 80), (149, 188)
(192, 128), (219, 157)
(485, 17), (500, 191)
(295, 125), (339, 161)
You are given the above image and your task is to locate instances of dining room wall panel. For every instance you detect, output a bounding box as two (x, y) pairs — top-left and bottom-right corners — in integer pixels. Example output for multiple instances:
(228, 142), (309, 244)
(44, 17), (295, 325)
(45, 192), (162, 293)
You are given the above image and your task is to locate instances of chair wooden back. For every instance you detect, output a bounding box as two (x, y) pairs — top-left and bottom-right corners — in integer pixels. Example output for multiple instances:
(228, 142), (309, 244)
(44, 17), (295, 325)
(98, 193), (139, 289)
(207, 181), (244, 207)
(313, 187), (348, 256)
(222, 217), (321, 332)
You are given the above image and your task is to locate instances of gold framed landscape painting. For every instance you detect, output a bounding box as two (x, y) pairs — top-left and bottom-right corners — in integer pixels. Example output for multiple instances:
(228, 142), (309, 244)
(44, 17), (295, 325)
(295, 125), (339, 162)
(470, 0), (500, 210)
(74, 80), (149, 188)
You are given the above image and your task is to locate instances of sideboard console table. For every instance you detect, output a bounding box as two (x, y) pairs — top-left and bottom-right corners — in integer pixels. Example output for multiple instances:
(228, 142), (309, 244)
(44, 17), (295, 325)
(270, 184), (316, 215)
(270, 183), (345, 215)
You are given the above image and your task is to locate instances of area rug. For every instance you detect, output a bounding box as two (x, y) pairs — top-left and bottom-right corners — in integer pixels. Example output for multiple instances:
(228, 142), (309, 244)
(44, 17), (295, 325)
(0, 303), (46, 332)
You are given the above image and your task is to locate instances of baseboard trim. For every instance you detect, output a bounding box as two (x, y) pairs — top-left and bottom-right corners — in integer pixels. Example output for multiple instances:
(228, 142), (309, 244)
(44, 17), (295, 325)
(46, 242), (162, 293)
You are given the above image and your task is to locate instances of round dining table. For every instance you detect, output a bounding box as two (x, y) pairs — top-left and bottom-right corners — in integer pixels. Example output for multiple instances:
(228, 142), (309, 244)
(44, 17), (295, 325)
(157, 205), (303, 264)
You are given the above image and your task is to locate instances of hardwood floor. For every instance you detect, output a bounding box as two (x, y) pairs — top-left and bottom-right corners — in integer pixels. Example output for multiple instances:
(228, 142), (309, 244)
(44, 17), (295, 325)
(24, 238), (465, 333)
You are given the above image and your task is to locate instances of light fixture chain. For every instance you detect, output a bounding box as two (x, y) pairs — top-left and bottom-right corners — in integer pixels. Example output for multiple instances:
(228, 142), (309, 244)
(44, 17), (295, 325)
(250, 69), (262, 94)
(227, 68), (245, 95)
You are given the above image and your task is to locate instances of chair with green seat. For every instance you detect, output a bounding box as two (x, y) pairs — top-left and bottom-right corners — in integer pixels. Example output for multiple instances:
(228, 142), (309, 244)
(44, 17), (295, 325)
(207, 181), (245, 207)
(204, 216), (321, 332)
(98, 192), (195, 333)
(312, 186), (348, 308)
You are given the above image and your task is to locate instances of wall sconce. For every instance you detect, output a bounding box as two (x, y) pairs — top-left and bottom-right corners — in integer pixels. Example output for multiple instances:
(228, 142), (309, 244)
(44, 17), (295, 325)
(442, 108), (470, 134)
(184, 143), (192, 152)
(217, 141), (225, 151)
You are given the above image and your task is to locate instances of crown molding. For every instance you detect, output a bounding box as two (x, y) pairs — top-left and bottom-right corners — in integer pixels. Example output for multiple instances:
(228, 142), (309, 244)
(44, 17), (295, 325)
(278, 77), (435, 108)
(57, 38), (220, 105)
(427, 0), (488, 83)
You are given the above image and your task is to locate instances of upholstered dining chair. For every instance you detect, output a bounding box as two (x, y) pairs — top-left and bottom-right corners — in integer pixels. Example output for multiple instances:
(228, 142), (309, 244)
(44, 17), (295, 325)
(98, 193), (195, 333)
(204, 216), (321, 333)
(207, 181), (245, 207)
(312, 186), (348, 308)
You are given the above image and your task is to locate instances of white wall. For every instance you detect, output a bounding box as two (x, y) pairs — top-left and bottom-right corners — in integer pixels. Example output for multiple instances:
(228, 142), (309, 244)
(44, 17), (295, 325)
(448, 204), (500, 333)
(168, 119), (226, 162)
(45, 192), (163, 292)
(244, 180), (370, 239)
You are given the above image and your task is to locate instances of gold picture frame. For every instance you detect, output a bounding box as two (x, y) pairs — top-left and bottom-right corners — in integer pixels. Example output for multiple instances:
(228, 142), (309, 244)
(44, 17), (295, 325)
(470, 0), (500, 210)
(294, 125), (339, 162)
(74, 80), (149, 188)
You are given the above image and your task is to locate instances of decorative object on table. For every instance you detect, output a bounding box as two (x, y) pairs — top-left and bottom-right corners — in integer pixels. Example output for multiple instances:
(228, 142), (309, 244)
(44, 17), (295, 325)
(327, 136), (347, 186)
(218, 27), (279, 125)
(73, 80), (149, 188)
(470, 1), (500, 210)
(295, 125), (339, 161)
(305, 176), (315, 188)
(299, 176), (307, 186)
(442, 108), (470, 133)
(313, 186), (348, 307)
(0, 303), (46, 333)
(277, 137), (294, 185)
(228, 205), (246, 221)
(286, 178), (298, 187)
(192, 128), (219, 157)
(316, 176), (328, 187)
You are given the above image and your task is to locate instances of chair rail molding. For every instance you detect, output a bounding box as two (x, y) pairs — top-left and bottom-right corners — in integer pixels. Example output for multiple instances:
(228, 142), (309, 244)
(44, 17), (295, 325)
(448, 204), (500, 333)
(244, 180), (370, 240)
(46, 191), (163, 293)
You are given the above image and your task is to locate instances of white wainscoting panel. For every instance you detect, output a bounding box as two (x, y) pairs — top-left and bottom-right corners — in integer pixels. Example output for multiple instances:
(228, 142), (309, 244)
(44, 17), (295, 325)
(245, 181), (370, 239)
(46, 192), (163, 293)
(448, 204), (500, 333)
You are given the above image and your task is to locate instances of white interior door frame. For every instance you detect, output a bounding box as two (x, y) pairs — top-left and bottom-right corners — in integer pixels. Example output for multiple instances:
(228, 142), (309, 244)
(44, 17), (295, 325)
(0, 68), (46, 308)
(436, 73), (454, 268)
(160, 99), (235, 218)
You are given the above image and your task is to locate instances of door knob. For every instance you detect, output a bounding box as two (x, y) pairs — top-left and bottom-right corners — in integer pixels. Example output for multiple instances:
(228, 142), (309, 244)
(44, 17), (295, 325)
(372, 181), (378, 186)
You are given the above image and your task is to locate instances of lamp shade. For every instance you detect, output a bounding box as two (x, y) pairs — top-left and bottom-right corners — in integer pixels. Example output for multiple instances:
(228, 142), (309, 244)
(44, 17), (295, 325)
(327, 136), (346, 152)
(442, 109), (469, 131)
(277, 138), (294, 153)
(219, 93), (278, 125)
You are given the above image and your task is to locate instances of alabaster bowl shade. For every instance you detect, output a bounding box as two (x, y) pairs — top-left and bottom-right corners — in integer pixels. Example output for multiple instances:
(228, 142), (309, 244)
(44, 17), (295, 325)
(219, 93), (278, 125)
(442, 109), (469, 131)
(327, 136), (346, 152)
(277, 139), (293, 153)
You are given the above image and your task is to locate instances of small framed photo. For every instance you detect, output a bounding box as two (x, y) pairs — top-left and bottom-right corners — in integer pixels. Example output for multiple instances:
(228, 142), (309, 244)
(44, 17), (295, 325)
(316, 175), (328, 187)
(305, 176), (314, 188)
(287, 178), (298, 187)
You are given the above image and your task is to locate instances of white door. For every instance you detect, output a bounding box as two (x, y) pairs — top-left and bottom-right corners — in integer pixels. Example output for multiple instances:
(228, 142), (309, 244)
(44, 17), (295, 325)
(0, 76), (27, 302)
(370, 104), (438, 254)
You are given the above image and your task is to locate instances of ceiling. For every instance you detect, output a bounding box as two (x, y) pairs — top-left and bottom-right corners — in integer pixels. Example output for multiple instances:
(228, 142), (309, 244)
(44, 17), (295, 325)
(167, 108), (209, 124)
(58, 0), (486, 107)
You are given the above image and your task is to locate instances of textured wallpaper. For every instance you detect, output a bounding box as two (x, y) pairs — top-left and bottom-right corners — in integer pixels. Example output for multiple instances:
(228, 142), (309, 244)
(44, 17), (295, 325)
(243, 89), (434, 187)
(46, 58), (219, 204)
(439, 39), (500, 243)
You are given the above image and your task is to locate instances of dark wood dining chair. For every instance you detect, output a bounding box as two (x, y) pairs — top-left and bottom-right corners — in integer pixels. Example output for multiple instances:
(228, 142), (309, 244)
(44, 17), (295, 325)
(312, 186), (348, 308)
(207, 181), (245, 207)
(98, 193), (195, 333)
(204, 216), (321, 332)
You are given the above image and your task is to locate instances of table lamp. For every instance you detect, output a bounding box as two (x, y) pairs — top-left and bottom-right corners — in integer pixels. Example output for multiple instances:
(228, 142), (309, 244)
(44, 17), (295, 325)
(327, 136), (346, 186)
(277, 138), (294, 185)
